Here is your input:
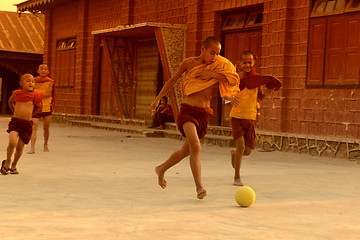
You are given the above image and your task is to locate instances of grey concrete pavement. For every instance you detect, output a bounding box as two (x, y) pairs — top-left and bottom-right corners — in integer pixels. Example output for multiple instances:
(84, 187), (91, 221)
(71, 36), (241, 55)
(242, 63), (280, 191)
(0, 116), (359, 240)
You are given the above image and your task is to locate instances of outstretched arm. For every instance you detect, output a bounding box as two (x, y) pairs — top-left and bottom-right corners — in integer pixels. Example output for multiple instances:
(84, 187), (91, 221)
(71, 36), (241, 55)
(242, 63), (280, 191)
(149, 60), (187, 116)
(223, 95), (240, 107)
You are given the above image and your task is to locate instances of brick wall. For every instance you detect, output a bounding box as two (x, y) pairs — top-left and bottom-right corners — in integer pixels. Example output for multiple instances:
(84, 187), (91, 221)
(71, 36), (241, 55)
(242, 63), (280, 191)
(43, 0), (360, 139)
(46, 2), (81, 114)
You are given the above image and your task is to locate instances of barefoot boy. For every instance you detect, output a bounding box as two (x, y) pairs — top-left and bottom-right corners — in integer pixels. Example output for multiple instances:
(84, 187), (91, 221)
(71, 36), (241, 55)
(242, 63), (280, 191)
(151, 96), (174, 129)
(150, 37), (239, 199)
(1, 74), (43, 175)
(226, 51), (281, 186)
(28, 64), (55, 154)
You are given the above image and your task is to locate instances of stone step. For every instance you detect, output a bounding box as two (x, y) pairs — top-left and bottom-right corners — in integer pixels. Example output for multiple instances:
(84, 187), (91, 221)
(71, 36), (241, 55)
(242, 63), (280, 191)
(52, 113), (360, 159)
(53, 113), (235, 147)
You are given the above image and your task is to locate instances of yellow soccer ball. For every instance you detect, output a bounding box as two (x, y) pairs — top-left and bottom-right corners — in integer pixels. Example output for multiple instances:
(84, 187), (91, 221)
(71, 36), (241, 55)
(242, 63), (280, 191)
(235, 186), (256, 207)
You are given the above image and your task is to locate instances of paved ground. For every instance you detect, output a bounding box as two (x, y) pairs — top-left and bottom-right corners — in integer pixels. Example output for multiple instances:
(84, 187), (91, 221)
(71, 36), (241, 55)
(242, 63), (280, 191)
(0, 116), (359, 240)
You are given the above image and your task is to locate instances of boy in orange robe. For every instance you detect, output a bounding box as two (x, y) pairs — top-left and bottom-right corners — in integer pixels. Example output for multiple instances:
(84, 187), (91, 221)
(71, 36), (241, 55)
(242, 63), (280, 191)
(149, 37), (239, 199)
(1, 74), (43, 175)
(28, 64), (55, 154)
(226, 50), (281, 186)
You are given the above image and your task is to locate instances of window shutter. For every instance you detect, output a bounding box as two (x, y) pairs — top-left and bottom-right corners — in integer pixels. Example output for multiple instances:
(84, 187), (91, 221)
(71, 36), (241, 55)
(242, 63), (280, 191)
(324, 16), (345, 86)
(307, 18), (326, 86)
(343, 14), (360, 85)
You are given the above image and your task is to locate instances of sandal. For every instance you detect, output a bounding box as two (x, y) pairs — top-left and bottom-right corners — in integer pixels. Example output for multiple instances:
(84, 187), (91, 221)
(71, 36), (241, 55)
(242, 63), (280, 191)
(10, 168), (19, 174)
(1, 160), (9, 175)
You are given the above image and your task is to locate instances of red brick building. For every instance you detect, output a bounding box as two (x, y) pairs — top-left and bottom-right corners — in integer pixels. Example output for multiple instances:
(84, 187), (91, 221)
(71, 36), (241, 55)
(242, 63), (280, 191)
(16, 0), (360, 145)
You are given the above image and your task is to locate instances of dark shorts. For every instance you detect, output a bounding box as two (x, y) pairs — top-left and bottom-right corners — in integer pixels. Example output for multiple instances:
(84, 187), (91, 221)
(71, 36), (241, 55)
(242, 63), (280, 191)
(7, 117), (33, 144)
(177, 103), (213, 139)
(231, 118), (256, 149)
(33, 111), (52, 119)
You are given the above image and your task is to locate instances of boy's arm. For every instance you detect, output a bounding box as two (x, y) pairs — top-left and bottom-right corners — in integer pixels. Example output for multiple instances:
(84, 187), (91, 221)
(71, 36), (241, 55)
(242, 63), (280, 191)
(195, 71), (228, 83)
(32, 102), (42, 116)
(258, 87), (265, 101)
(222, 95), (240, 107)
(258, 87), (273, 101)
(8, 94), (16, 112)
(149, 60), (188, 115)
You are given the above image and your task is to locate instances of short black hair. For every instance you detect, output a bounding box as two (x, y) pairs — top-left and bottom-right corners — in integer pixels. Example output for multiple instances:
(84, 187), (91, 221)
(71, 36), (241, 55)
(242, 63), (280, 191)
(240, 50), (256, 60)
(202, 36), (221, 49)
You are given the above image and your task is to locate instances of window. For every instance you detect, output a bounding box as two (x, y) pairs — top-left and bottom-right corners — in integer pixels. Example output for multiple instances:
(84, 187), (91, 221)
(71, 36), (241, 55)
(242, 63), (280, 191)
(222, 14), (246, 30)
(346, 0), (360, 12)
(311, 0), (347, 16)
(222, 10), (263, 31)
(55, 37), (76, 87)
(245, 11), (263, 28)
(307, 0), (360, 87)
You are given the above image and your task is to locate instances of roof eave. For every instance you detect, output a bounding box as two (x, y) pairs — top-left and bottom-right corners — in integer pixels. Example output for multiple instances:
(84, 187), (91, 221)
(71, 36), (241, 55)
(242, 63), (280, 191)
(16, 0), (54, 14)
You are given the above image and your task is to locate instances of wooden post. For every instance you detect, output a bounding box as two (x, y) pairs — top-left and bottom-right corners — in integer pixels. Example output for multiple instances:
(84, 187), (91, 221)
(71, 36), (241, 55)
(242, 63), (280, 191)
(154, 28), (179, 120)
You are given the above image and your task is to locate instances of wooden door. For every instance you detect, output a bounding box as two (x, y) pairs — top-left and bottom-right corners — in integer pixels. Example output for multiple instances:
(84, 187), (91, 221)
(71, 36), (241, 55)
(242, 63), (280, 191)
(99, 47), (120, 117)
(221, 30), (262, 126)
(135, 38), (159, 120)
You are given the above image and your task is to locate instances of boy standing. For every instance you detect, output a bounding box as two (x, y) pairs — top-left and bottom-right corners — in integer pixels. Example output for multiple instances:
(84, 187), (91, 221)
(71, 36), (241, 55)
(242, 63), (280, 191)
(28, 64), (55, 154)
(1, 74), (43, 175)
(150, 37), (239, 199)
(227, 51), (281, 186)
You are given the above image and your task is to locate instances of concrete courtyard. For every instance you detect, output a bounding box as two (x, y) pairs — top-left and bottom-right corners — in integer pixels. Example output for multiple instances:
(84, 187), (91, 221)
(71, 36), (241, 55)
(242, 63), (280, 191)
(0, 115), (359, 240)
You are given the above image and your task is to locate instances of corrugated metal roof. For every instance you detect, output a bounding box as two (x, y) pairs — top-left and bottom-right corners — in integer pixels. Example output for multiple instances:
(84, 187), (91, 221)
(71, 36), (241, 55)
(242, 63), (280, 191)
(0, 11), (44, 54)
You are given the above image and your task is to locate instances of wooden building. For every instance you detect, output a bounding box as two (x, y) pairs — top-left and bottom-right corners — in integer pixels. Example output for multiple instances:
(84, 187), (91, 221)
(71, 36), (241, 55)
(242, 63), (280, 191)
(0, 11), (44, 113)
(16, 0), (360, 141)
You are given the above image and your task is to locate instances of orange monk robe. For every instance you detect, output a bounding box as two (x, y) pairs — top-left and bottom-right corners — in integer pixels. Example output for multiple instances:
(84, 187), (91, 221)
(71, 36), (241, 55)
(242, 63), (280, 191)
(181, 55), (240, 98)
(13, 90), (43, 104)
(240, 68), (282, 91)
(34, 76), (55, 112)
(230, 68), (281, 120)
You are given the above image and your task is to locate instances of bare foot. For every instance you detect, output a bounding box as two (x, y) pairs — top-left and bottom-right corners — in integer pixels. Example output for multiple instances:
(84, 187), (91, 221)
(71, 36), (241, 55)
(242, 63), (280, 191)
(196, 187), (207, 199)
(155, 166), (167, 189)
(154, 125), (164, 129)
(27, 149), (35, 154)
(230, 150), (235, 168)
(43, 145), (49, 152)
(233, 177), (243, 186)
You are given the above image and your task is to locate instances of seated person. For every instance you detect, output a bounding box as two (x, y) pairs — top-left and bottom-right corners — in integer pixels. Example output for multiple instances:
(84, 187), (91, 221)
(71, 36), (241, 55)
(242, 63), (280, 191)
(151, 96), (174, 129)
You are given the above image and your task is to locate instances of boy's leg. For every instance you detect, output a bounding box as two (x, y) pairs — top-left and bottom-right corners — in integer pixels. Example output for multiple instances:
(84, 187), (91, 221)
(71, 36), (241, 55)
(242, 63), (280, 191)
(43, 115), (51, 151)
(232, 136), (246, 186)
(3, 131), (19, 169)
(182, 122), (207, 199)
(152, 112), (161, 128)
(10, 138), (25, 174)
(27, 118), (40, 154)
(155, 139), (190, 188)
(243, 146), (253, 156)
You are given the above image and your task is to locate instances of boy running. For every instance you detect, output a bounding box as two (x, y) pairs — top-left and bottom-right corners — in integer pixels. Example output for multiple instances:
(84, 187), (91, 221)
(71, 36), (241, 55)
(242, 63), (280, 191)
(150, 37), (239, 199)
(1, 74), (43, 175)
